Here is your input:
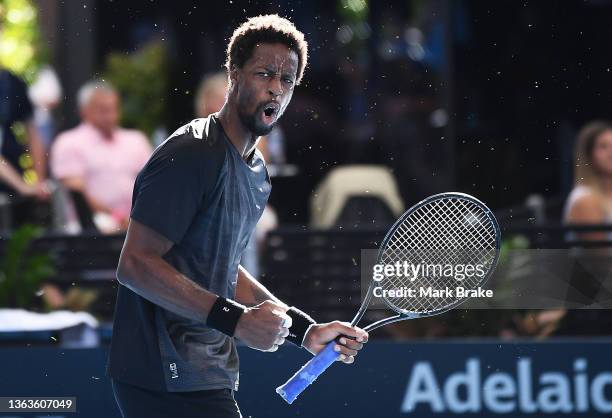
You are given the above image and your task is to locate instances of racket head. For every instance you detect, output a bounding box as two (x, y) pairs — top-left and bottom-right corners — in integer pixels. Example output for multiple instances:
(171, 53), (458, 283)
(369, 192), (501, 319)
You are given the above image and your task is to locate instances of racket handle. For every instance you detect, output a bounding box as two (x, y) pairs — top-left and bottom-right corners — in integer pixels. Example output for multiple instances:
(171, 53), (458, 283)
(276, 341), (339, 404)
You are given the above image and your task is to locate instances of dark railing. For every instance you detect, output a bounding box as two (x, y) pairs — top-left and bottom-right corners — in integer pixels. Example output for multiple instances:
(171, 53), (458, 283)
(502, 222), (612, 248)
(260, 224), (612, 332)
(0, 232), (125, 319)
(0, 224), (610, 323)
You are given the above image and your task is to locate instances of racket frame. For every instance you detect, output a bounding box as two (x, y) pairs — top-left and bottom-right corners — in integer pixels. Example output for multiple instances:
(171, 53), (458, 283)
(350, 192), (501, 332)
(276, 192), (502, 404)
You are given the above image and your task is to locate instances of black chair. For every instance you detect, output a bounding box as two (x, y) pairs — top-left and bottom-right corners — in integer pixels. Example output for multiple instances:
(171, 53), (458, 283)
(68, 190), (99, 233)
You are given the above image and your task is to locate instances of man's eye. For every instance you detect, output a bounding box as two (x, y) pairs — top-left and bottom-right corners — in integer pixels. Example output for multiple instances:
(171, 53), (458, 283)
(283, 78), (295, 85)
(257, 72), (270, 77)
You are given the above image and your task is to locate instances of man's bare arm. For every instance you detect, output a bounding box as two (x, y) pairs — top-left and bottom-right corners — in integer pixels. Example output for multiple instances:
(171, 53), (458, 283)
(234, 264), (369, 361)
(235, 265), (286, 307)
(59, 176), (114, 214)
(0, 157), (33, 195)
(117, 218), (218, 322)
(117, 219), (290, 351)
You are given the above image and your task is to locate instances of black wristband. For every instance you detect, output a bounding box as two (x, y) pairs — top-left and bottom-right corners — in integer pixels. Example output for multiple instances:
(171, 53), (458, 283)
(206, 297), (246, 337)
(286, 307), (316, 347)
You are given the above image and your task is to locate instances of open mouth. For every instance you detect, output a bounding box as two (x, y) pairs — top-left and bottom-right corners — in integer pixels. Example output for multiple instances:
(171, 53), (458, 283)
(262, 103), (279, 120)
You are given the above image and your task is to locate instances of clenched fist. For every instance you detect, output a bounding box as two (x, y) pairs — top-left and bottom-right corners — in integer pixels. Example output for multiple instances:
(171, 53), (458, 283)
(234, 300), (292, 352)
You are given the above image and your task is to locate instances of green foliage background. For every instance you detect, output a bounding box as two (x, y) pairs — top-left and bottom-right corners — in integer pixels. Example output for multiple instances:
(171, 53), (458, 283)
(0, 225), (55, 309)
(0, 0), (44, 82)
(103, 41), (168, 137)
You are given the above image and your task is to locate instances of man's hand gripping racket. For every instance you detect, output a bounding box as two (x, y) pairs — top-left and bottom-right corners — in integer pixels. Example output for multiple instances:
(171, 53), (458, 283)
(276, 192), (501, 403)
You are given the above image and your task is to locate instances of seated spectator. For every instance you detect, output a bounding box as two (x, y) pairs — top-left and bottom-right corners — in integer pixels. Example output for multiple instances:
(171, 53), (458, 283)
(50, 80), (152, 233)
(564, 120), (612, 239)
(556, 120), (612, 337)
(194, 72), (228, 118)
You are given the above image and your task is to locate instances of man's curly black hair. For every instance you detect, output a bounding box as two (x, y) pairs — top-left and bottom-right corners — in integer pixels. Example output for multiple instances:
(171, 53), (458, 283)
(225, 14), (308, 85)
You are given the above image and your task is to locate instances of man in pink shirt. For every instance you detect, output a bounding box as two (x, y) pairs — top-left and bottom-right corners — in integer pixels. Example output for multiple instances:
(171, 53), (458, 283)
(51, 81), (152, 232)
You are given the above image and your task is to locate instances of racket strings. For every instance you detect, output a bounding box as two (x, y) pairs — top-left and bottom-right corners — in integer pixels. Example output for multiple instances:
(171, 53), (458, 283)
(420, 200), (496, 267)
(378, 197), (497, 314)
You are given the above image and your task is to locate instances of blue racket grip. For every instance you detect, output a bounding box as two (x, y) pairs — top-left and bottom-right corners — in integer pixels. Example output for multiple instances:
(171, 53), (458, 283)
(276, 341), (339, 404)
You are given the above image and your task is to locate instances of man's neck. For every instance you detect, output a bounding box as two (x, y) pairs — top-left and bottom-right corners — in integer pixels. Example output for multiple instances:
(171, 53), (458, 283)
(217, 103), (258, 159)
(84, 122), (114, 141)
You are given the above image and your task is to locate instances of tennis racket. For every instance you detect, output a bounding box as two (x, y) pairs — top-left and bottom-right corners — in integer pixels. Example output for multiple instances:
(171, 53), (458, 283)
(276, 192), (501, 403)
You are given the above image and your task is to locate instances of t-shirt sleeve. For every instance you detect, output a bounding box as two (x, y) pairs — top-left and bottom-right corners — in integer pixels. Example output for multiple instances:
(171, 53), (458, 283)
(130, 137), (223, 244)
(50, 135), (87, 179)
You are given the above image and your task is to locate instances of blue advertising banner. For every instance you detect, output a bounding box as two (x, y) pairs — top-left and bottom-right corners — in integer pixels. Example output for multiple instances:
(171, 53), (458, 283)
(0, 340), (610, 417)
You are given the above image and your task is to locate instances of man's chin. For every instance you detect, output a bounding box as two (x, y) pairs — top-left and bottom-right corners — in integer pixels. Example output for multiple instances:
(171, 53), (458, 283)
(247, 118), (275, 136)
(252, 122), (275, 136)
(238, 111), (276, 136)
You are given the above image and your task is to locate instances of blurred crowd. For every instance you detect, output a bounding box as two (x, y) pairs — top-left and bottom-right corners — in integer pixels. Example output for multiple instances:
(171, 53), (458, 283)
(2, 59), (611, 236)
(1, 68), (150, 234)
(1, 1), (612, 340)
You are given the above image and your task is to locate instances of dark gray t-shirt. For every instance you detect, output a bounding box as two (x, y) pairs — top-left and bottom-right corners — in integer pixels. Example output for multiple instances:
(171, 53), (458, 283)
(107, 115), (271, 392)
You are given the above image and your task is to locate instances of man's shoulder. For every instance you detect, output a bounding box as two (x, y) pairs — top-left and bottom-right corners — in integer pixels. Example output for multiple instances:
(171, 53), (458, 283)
(116, 128), (151, 152)
(53, 124), (90, 149)
(158, 117), (227, 158)
(117, 127), (148, 141)
(167, 116), (221, 142)
(148, 117), (228, 173)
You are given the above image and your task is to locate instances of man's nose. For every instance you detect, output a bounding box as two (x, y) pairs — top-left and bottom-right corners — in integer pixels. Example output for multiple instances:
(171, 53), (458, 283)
(268, 76), (283, 97)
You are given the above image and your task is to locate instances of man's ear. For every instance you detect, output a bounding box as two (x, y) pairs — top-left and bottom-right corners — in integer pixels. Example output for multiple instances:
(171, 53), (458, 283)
(229, 65), (240, 86)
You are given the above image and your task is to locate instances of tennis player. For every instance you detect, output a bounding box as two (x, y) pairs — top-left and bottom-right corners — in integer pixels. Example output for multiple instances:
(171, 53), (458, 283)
(107, 15), (368, 418)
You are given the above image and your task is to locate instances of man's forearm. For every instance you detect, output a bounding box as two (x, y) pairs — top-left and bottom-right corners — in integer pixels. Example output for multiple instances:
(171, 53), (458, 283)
(60, 177), (113, 214)
(235, 265), (285, 307)
(0, 157), (30, 194)
(118, 251), (220, 323)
